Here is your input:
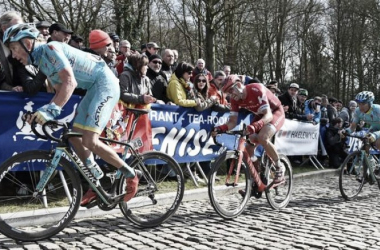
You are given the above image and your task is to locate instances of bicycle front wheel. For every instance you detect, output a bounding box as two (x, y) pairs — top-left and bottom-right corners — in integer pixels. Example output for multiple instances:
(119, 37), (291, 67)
(119, 151), (184, 227)
(0, 150), (82, 241)
(339, 151), (365, 200)
(264, 154), (293, 210)
(208, 151), (252, 219)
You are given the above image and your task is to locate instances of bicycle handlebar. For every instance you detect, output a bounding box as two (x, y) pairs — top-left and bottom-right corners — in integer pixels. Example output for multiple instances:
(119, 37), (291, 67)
(211, 124), (256, 147)
(22, 111), (69, 142)
(345, 132), (369, 140)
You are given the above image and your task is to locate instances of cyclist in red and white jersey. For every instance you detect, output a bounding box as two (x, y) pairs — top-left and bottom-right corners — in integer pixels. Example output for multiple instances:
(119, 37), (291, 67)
(212, 75), (286, 186)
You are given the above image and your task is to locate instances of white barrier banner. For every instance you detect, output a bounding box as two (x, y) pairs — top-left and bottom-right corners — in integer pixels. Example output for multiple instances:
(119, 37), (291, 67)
(275, 119), (320, 156)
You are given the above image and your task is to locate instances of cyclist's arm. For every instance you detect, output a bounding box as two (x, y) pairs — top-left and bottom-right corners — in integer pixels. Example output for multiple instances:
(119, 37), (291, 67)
(347, 121), (357, 134)
(257, 107), (273, 125)
(224, 113), (238, 130)
(50, 67), (77, 107)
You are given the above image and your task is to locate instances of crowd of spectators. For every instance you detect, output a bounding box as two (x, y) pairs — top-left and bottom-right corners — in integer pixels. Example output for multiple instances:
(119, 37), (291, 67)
(0, 10), (364, 181)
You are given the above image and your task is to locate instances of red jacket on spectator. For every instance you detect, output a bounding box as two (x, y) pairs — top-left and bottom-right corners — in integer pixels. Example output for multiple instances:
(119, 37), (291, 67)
(116, 54), (126, 76)
(208, 81), (229, 105)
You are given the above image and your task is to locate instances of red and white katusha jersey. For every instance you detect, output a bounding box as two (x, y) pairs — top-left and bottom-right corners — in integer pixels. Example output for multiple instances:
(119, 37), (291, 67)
(230, 83), (282, 115)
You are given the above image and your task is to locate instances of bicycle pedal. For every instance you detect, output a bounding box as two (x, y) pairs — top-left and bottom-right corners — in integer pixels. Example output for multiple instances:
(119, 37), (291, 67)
(267, 180), (285, 190)
(84, 199), (98, 209)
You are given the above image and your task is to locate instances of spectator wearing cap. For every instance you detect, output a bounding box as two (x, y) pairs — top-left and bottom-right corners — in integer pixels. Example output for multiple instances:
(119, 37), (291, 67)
(115, 40), (131, 76)
(278, 83), (300, 119)
(68, 35), (84, 49)
(88, 29), (112, 58)
(108, 32), (120, 53)
(144, 42), (160, 58)
(48, 23), (73, 43)
(161, 49), (175, 82)
(146, 54), (169, 104)
(297, 88), (308, 115)
(190, 58), (213, 83)
(35, 20), (50, 42)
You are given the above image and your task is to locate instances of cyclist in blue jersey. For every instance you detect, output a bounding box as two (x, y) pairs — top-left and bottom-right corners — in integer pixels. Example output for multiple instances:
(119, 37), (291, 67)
(343, 91), (380, 148)
(3, 24), (141, 204)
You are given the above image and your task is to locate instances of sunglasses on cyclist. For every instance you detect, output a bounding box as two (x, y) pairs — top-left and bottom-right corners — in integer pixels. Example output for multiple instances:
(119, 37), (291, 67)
(226, 80), (241, 93)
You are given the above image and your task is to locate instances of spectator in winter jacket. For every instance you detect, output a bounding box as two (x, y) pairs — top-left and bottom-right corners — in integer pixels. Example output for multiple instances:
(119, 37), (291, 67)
(304, 96), (322, 124)
(190, 58), (212, 83)
(146, 54), (169, 104)
(208, 70), (230, 112)
(325, 117), (348, 168)
(278, 83), (299, 119)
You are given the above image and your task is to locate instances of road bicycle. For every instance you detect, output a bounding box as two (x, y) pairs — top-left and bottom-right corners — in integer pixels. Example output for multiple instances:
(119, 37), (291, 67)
(208, 128), (293, 219)
(339, 132), (380, 200)
(0, 107), (184, 241)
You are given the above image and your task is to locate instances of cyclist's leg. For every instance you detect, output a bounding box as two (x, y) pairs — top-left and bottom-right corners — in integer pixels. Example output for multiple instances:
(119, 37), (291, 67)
(71, 70), (140, 202)
(256, 109), (285, 183)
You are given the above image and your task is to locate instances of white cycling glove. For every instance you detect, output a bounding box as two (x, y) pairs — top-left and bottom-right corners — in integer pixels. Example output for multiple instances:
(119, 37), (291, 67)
(35, 102), (62, 123)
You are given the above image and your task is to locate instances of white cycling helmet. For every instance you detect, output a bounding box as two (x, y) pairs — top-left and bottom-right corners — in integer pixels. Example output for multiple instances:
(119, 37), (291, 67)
(355, 91), (375, 104)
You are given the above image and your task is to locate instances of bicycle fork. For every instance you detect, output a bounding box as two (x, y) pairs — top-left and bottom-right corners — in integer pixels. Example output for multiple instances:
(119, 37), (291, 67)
(34, 149), (64, 196)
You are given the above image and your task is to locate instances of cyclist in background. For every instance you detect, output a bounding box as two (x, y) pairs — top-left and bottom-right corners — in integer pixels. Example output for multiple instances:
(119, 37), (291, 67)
(211, 75), (286, 190)
(344, 91), (380, 148)
(3, 24), (141, 204)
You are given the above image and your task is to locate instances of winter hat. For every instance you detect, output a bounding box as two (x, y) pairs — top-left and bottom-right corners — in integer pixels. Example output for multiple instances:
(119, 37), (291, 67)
(89, 30), (112, 50)
(349, 100), (357, 107)
(149, 54), (162, 62)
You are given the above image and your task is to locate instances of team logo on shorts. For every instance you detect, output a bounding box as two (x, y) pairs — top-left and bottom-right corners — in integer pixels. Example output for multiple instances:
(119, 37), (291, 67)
(95, 96), (112, 126)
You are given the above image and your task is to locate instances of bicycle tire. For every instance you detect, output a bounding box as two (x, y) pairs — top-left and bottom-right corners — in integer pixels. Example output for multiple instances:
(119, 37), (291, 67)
(119, 151), (184, 227)
(264, 154), (293, 210)
(339, 150), (366, 200)
(0, 150), (82, 241)
(208, 150), (252, 219)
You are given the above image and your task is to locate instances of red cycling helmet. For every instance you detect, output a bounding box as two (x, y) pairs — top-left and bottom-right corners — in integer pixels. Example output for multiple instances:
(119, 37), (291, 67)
(221, 74), (240, 93)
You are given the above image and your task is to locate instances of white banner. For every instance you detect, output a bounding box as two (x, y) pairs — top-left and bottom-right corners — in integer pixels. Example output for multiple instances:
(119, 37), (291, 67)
(275, 119), (320, 156)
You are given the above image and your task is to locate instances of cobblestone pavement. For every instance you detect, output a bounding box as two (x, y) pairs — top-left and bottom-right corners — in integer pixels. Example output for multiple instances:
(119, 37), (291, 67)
(1, 172), (380, 249)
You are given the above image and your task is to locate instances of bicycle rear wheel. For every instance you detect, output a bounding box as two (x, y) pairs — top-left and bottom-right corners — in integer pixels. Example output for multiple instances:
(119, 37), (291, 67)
(339, 151), (365, 200)
(0, 150), (82, 241)
(264, 154), (293, 210)
(119, 151), (184, 227)
(208, 151), (252, 219)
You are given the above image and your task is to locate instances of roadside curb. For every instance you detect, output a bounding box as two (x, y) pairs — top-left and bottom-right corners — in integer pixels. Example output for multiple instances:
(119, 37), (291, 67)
(77, 169), (340, 219)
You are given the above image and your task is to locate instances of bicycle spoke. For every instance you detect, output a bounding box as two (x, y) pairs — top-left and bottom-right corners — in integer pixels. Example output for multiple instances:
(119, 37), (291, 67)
(119, 151), (184, 227)
(208, 152), (252, 219)
(265, 154), (293, 210)
(339, 151), (365, 200)
(0, 151), (81, 241)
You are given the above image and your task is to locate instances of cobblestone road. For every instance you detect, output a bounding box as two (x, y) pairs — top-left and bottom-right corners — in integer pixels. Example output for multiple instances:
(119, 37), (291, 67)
(1, 172), (380, 249)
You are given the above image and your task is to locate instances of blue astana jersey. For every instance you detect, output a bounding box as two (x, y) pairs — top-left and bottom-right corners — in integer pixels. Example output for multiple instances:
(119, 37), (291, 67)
(352, 104), (380, 138)
(31, 42), (109, 89)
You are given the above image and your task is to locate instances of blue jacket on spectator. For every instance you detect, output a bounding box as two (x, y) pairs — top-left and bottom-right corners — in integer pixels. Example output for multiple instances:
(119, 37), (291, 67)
(304, 99), (321, 124)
